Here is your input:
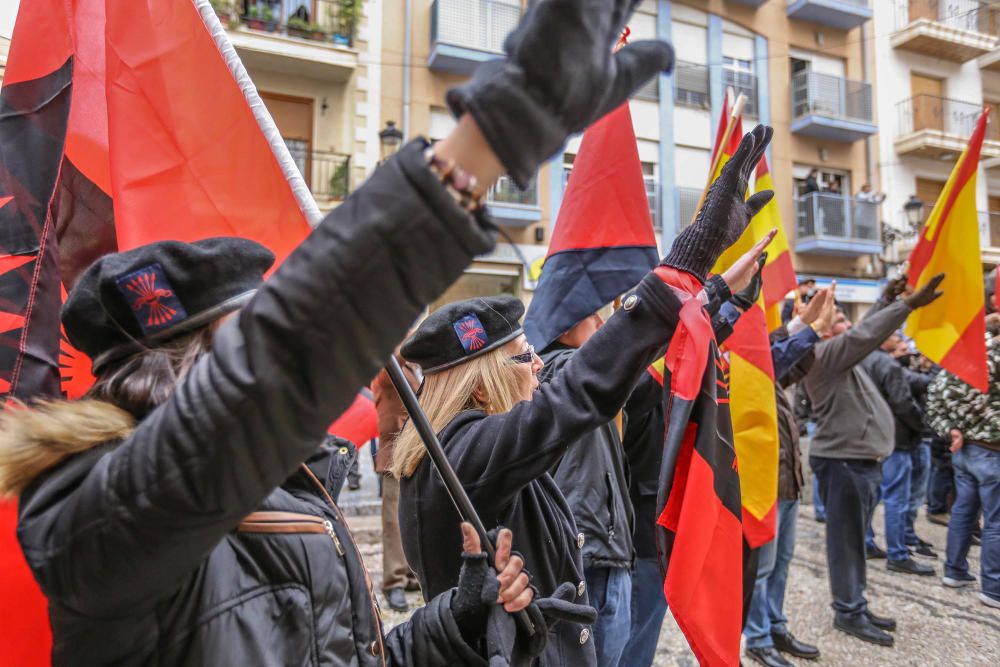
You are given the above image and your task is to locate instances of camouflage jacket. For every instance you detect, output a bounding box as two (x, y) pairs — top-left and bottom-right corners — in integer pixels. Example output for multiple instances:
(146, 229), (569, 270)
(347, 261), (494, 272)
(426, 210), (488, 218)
(926, 334), (1000, 445)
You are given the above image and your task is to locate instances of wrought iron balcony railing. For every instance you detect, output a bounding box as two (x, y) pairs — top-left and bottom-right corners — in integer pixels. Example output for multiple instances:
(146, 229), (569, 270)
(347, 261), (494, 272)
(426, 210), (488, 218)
(792, 71), (873, 124)
(796, 192), (880, 243)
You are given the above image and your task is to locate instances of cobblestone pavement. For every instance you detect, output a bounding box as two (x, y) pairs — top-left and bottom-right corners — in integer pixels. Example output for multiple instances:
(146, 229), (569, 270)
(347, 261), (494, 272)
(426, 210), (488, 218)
(344, 450), (1000, 666)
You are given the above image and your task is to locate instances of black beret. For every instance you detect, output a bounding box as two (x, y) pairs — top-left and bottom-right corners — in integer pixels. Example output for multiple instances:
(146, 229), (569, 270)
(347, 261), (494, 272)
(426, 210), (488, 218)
(402, 295), (525, 374)
(63, 237), (275, 373)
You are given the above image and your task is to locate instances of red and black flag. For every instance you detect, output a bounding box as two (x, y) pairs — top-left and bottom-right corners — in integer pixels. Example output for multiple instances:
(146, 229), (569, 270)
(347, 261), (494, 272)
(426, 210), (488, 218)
(328, 387), (379, 448)
(649, 267), (743, 667)
(0, 1), (317, 662)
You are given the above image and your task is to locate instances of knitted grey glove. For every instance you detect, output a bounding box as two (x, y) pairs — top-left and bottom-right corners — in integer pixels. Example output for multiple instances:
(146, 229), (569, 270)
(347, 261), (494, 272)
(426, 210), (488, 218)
(662, 125), (774, 282)
(446, 0), (674, 188)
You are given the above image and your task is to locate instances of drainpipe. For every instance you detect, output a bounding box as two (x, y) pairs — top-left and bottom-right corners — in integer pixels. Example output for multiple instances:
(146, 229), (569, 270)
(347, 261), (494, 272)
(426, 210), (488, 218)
(403, 0), (412, 138)
(861, 20), (874, 186)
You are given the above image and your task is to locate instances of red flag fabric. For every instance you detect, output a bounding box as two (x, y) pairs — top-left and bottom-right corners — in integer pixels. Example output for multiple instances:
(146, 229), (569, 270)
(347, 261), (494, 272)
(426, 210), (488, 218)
(0, 2), (317, 662)
(652, 267), (743, 667)
(328, 388), (379, 448)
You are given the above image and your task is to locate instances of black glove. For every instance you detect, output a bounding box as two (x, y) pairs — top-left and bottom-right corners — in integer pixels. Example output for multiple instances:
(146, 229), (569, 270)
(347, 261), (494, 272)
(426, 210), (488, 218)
(446, 0), (674, 187)
(731, 253), (767, 311)
(662, 125), (774, 282)
(904, 273), (945, 309)
(703, 274), (733, 317)
(882, 274), (908, 302)
(451, 551), (500, 644)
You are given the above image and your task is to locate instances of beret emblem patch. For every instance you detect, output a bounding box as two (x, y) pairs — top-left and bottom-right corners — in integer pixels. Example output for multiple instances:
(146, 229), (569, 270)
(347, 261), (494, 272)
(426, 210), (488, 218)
(115, 263), (188, 335)
(453, 313), (488, 353)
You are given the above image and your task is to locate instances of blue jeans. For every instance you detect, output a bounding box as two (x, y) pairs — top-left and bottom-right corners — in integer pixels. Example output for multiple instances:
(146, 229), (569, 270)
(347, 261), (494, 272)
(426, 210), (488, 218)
(928, 460), (954, 515)
(584, 566), (632, 667)
(812, 474), (826, 521)
(880, 450), (914, 561)
(620, 558), (668, 667)
(905, 442), (931, 544)
(744, 500), (800, 649)
(945, 444), (1000, 601)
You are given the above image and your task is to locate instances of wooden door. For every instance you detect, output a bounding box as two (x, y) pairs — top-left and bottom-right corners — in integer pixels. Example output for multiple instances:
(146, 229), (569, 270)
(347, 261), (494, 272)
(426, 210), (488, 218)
(909, 0), (938, 22)
(916, 178), (946, 222)
(989, 196), (1000, 247)
(259, 92), (314, 183)
(987, 101), (1000, 141)
(911, 74), (943, 132)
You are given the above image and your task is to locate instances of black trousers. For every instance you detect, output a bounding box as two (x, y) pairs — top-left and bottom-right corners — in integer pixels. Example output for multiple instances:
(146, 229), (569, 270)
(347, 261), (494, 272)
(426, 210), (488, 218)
(810, 456), (882, 620)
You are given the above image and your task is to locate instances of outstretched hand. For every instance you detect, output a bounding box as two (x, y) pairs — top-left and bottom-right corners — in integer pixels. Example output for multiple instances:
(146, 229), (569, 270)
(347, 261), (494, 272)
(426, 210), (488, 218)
(720, 229), (778, 294)
(904, 273), (945, 310)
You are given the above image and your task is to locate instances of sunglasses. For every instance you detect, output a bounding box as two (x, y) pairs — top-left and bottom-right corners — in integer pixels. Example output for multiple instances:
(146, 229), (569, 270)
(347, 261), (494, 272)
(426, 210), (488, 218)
(509, 344), (535, 365)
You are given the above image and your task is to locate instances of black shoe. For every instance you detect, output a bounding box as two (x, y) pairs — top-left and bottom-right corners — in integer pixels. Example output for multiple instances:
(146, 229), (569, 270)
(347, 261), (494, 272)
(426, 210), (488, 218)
(834, 615), (894, 646)
(888, 557), (935, 576)
(926, 512), (949, 526)
(866, 544), (887, 560)
(814, 514), (826, 524)
(771, 631), (819, 660)
(907, 538), (938, 559)
(347, 477), (361, 491)
(745, 647), (794, 667)
(386, 587), (408, 612)
(864, 610), (897, 631)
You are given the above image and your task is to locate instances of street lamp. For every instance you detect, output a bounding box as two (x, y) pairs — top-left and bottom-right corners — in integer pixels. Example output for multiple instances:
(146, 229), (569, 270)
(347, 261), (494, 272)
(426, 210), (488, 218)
(904, 195), (924, 232)
(378, 120), (404, 163)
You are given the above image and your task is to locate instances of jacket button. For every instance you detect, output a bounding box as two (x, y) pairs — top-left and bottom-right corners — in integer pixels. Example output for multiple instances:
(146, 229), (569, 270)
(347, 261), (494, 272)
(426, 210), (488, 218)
(579, 628), (591, 644)
(576, 532), (585, 549)
(622, 294), (639, 311)
(577, 581), (586, 598)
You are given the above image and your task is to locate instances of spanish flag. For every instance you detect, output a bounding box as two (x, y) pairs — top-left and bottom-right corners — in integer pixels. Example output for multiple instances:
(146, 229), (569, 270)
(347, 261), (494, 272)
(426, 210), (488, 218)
(709, 111), (780, 550)
(906, 109), (989, 392)
(752, 157), (798, 332)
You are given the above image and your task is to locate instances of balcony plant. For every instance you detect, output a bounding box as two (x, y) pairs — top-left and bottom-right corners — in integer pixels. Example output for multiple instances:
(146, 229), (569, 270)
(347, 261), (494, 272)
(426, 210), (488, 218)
(331, 0), (361, 46)
(287, 16), (329, 41)
(245, 3), (277, 32)
(328, 160), (350, 200)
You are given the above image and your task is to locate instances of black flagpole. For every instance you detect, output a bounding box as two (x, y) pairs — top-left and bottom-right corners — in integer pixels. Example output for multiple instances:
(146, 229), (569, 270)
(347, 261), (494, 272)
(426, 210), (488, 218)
(384, 356), (536, 635)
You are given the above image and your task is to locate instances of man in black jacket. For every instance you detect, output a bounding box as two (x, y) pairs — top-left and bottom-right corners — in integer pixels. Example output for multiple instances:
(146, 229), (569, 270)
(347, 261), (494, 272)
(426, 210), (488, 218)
(538, 311), (634, 667)
(862, 334), (936, 577)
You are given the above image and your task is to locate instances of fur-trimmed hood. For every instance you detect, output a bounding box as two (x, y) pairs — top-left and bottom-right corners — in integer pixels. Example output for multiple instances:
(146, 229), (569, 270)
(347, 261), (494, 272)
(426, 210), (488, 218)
(0, 400), (135, 498)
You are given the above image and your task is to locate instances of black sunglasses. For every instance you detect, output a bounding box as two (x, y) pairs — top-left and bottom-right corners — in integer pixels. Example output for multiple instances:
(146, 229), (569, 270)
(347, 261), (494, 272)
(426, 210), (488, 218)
(509, 344), (535, 365)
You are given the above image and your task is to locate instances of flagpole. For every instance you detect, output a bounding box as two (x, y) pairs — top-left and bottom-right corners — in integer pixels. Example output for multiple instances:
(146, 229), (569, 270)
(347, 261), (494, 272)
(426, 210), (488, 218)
(689, 91), (747, 226)
(384, 356), (536, 636)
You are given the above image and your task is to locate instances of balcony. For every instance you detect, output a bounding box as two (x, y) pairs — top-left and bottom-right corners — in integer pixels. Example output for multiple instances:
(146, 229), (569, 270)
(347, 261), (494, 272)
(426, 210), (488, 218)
(214, 1), (358, 81)
(791, 71), (876, 142)
(896, 95), (1000, 160)
(428, 0), (523, 75)
(728, 0), (769, 7)
(724, 69), (758, 117)
(795, 192), (883, 256)
(675, 62), (710, 110)
(980, 46), (1000, 72)
(983, 211), (1000, 263)
(287, 149), (351, 202)
(487, 175), (541, 227)
(892, 1), (999, 63)
(786, 0), (872, 31)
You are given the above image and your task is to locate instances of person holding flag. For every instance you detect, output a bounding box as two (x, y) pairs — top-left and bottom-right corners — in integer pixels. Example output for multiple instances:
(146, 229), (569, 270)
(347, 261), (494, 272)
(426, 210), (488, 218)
(0, 0), (676, 663)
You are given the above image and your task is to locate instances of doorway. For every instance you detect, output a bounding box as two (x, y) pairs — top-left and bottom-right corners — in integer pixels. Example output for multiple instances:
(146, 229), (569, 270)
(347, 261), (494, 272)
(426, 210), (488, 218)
(911, 73), (943, 133)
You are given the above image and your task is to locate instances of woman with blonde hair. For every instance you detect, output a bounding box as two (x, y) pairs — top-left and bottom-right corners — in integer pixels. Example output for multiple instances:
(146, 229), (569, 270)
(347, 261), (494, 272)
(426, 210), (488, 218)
(396, 125), (778, 666)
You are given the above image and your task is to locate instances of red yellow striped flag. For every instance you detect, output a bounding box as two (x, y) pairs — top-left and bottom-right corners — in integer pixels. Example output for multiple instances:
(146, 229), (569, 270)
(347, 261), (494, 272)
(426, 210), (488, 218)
(753, 157), (797, 332)
(709, 104), (779, 549)
(906, 109), (989, 391)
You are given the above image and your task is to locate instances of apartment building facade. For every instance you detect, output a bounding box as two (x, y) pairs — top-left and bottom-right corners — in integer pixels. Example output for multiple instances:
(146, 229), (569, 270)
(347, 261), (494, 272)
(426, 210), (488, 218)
(382, 0), (886, 315)
(872, 0), (1000, 269)
(211, 0), (384, 212)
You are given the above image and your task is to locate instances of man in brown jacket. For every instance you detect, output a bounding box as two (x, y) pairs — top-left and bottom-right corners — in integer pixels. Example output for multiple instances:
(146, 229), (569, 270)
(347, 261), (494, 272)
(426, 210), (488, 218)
(373, 355), (422, 611)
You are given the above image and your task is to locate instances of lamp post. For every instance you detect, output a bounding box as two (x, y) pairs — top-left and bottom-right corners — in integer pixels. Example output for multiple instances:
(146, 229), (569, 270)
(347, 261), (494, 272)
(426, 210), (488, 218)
(904, 195), (924, 233)
(378, 120), (404, 164)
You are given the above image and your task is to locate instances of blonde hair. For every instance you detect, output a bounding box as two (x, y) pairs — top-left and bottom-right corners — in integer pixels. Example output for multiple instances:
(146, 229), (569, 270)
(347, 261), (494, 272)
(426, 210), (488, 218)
(390, 347), (523, 479)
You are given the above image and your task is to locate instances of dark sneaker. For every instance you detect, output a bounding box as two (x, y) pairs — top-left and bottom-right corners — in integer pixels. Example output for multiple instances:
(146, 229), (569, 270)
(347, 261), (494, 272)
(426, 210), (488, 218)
(772, 631), (820, 660)
(814, 514), (826, 524)
(864, 610), (897, 631)
(745, 647), (794, 667)
(834, 615), (894, 647)
(942, 573), (977, 588)
(386, 587), (409, 612)
(926, 512), (949, 526)
(908, 540), (938, 559)
(866, 544), (887, 560)
(347, 477), (361, 491)
(888, 557), (935, 576)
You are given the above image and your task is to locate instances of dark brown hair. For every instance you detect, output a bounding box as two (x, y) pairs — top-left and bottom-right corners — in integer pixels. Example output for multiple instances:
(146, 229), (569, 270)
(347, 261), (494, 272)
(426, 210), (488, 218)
(86, 325), (215, 418)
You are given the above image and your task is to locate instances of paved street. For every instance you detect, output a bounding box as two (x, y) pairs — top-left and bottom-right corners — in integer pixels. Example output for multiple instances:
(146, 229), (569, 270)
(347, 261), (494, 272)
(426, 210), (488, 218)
(343, 448), (1000, 666)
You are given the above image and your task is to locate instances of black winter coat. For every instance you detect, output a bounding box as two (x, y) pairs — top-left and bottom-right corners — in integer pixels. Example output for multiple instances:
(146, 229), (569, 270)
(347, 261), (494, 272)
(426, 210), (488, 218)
(539, 344), (634, 570)
(400, 274), (685, 666)
(861, 349), (925, 451)
(14, 140), (496, 666)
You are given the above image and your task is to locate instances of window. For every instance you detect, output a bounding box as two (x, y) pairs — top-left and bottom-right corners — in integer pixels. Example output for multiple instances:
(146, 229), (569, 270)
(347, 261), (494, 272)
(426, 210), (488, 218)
(722, 56), (757, 117)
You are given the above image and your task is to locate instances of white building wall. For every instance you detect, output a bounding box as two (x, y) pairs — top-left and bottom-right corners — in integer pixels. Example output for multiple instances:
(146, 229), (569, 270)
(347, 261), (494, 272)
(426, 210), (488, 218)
(871, 0), (991, 254)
